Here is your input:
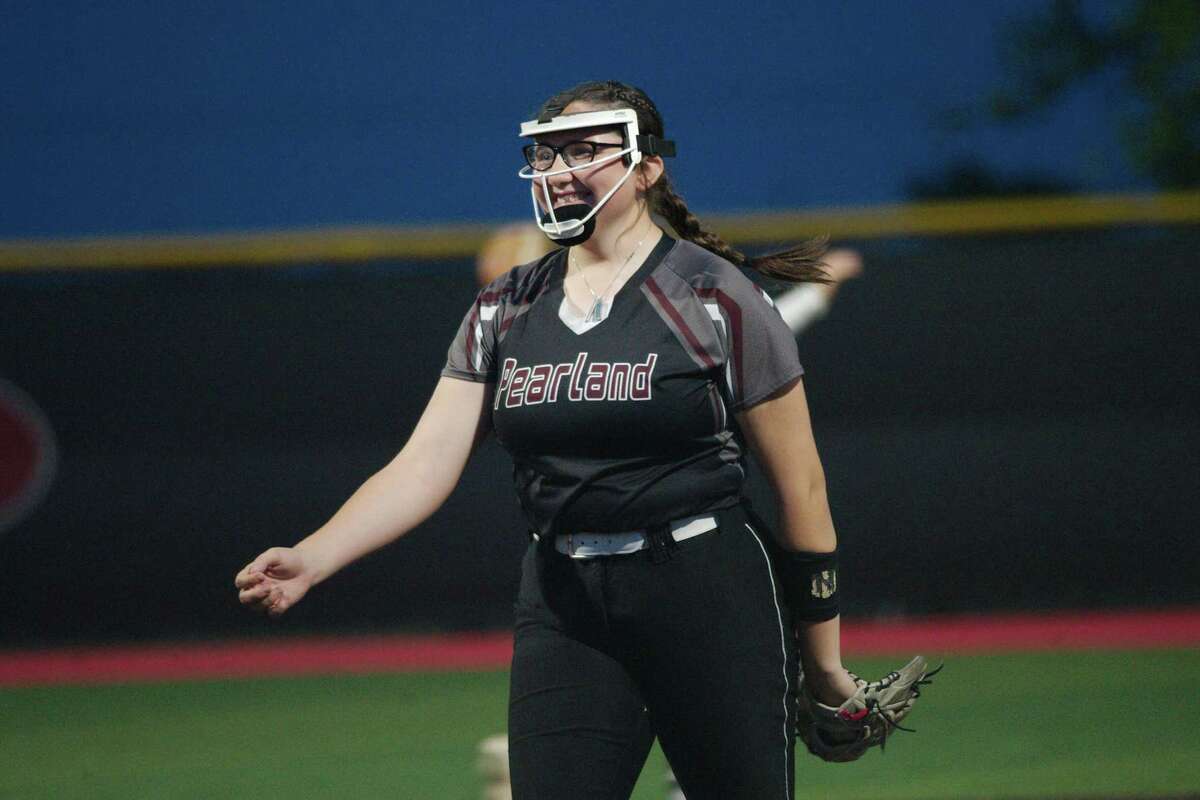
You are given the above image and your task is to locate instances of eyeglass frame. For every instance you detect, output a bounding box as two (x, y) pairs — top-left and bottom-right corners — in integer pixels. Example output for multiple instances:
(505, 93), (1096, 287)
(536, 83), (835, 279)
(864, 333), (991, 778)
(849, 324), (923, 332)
(522, 140), (626, 172)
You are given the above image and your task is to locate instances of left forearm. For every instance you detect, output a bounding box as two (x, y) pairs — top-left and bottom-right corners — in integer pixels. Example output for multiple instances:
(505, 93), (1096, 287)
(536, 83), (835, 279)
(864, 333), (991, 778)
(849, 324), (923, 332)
(775, 479), (837, 553)
(797, 615), (845, 675)
(736, 381), (856, 702)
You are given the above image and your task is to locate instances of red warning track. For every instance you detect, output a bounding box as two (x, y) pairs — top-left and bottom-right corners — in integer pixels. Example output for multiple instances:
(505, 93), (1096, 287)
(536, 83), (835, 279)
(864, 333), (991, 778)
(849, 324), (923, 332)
(1, 608), (1197, 688)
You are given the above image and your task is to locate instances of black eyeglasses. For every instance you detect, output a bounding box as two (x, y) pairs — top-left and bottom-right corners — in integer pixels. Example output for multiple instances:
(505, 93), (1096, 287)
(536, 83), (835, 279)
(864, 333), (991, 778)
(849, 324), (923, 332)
(523, 140), (624, 172)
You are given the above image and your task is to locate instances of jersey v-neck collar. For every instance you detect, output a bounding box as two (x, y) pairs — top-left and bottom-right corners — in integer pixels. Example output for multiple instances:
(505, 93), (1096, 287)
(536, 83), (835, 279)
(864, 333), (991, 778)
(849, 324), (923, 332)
(553, 234), (677, 336)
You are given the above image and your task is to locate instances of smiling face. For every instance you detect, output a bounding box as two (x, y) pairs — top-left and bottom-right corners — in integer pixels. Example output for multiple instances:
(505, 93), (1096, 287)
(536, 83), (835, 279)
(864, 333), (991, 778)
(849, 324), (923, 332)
(530, 122), (628, 217)
(527, 101), (662, 234)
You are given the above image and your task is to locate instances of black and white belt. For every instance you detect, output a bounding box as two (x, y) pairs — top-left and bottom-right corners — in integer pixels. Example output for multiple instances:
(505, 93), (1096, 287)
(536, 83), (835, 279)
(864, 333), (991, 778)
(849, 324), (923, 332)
(551, 513), (718, 559)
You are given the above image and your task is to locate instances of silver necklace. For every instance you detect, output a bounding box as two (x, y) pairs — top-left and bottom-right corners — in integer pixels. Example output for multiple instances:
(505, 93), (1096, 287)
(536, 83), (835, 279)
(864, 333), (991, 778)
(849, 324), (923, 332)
(571, 234), (647, 323)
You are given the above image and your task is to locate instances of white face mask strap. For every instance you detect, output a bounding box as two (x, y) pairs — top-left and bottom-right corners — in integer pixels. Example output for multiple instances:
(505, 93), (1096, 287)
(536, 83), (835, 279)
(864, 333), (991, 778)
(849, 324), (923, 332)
(520, 148), (635, 237)
(530, 178), (563, 234)
(528, 160), (638, 238)
(571, 160), (637, 227)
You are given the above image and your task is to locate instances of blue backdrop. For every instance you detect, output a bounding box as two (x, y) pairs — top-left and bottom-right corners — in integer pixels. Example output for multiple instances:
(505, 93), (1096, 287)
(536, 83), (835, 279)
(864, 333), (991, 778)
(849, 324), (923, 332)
(3, 0), (1145, 237)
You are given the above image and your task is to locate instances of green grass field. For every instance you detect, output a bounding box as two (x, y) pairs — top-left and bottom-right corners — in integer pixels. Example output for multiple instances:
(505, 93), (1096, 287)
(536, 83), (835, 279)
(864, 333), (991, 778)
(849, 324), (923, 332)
(2, 650), (1198, 799)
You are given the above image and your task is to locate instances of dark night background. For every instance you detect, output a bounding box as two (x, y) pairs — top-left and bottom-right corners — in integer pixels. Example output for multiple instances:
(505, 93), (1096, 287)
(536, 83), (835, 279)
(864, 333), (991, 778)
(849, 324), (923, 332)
(2, 0), (1198, 646)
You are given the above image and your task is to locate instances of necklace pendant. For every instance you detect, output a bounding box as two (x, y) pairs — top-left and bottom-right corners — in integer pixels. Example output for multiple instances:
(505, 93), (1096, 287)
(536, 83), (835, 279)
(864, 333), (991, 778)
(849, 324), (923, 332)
(585, 297), (606, 323)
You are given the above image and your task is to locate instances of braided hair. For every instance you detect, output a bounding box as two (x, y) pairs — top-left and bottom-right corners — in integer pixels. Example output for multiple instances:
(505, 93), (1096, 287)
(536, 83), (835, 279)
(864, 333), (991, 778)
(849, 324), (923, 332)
(537, 80), (828, 284)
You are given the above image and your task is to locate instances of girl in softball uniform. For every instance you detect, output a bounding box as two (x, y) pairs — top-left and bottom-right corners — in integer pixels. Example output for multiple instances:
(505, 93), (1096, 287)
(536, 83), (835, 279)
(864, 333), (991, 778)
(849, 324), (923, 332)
(237, 80), (856, 799)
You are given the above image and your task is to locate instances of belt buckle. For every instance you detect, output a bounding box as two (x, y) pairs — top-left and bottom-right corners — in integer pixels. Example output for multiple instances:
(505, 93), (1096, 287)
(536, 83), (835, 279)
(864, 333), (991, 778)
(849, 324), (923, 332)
(646, 523), (673, 564)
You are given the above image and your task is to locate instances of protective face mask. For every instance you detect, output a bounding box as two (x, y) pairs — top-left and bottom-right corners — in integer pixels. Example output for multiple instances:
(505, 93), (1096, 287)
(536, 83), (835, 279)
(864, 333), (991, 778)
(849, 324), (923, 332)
(524, 152), (638, 246)
(518, 108), (675, 246)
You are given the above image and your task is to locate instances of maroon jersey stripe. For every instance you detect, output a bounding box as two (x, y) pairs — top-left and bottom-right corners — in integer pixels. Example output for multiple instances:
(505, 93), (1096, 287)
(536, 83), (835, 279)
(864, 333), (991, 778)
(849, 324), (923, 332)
(463, 305), (480, 368)
(697, 287), (744, 405)
(645, 276), (717, 370)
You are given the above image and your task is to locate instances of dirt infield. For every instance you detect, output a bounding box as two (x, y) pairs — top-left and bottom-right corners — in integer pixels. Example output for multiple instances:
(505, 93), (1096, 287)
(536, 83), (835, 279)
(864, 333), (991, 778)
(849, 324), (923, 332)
(1, 607), (1197, 687)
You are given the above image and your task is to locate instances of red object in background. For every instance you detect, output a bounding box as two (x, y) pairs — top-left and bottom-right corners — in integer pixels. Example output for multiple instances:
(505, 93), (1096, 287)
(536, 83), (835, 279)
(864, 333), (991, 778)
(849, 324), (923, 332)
(0, 379), (57, 534)
(1, 608), (1197, 688)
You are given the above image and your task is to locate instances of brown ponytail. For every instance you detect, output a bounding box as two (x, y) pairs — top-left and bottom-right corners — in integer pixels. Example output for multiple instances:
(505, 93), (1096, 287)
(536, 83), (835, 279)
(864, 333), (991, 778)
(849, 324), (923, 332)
(537, 80), (829, 285)
(649, 175), (828, 284)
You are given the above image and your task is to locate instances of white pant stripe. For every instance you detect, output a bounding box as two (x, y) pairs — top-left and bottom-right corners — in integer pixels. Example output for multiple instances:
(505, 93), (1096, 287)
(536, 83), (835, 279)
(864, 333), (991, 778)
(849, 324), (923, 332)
(744, 522), (791, 800)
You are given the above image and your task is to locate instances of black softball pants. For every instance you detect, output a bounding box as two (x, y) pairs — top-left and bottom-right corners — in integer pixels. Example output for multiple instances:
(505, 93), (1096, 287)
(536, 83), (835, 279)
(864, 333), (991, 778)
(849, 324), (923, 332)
(507, 501), (800, 800)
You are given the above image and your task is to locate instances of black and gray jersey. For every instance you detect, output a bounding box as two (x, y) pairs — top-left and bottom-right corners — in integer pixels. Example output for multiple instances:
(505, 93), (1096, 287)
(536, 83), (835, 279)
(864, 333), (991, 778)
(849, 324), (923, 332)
(442, 236), (803, 538)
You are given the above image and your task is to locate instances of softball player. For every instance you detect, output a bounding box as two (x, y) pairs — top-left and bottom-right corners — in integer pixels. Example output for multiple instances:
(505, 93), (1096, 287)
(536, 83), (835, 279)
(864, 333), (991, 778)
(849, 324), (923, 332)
(236, 80), (857, 799)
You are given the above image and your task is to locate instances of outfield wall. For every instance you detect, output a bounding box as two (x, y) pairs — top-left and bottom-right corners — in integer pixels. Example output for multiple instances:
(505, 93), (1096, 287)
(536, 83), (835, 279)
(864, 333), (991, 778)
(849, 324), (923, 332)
(1, 214), (1198, 645)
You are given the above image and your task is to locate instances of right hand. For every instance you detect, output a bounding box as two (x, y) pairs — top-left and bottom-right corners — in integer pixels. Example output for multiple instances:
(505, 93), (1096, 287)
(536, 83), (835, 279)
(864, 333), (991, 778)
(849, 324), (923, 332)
(234, 547), (316, 618)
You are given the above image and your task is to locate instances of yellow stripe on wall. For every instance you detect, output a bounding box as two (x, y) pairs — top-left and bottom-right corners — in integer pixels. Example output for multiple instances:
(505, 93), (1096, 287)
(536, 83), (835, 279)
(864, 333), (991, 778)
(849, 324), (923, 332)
(1, 191), (1197, 272)
(708, 191), (1200, 242)
(0, 224), (498, 273)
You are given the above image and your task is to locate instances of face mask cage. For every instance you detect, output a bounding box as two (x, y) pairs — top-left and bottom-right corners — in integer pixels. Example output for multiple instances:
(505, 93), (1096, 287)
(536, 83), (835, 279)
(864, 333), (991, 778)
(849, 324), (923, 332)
(517, 108), (675, 242)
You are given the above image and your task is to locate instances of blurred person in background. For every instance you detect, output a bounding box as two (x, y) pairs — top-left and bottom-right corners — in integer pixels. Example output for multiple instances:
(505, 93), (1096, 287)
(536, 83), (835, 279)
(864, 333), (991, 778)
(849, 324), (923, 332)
(236, 80), (857, 799)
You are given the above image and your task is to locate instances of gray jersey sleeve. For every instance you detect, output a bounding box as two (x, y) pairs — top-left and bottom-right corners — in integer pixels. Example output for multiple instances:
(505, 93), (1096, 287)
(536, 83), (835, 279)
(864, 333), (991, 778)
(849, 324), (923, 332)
(646, 242), (805, 413)
(441, 285), (505, 383)
(694, 264), (804, 412)
(442, 254), (560, 384)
